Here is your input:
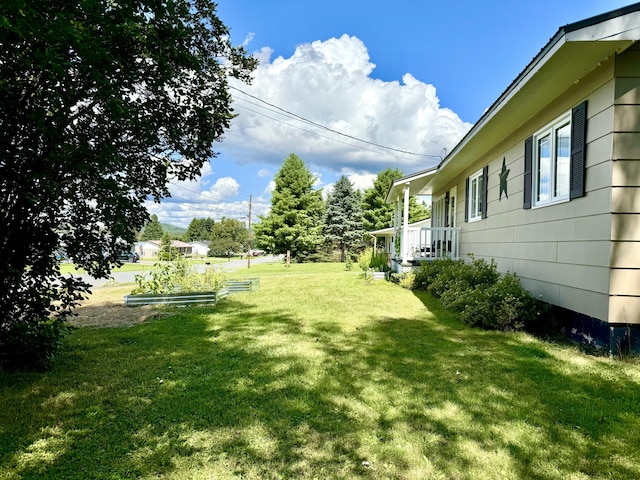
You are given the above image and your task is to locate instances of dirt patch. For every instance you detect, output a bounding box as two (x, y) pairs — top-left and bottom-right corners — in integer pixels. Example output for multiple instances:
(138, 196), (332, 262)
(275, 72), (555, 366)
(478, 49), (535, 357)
(71, 302), (168, 328)
(70, 286), (168, 328)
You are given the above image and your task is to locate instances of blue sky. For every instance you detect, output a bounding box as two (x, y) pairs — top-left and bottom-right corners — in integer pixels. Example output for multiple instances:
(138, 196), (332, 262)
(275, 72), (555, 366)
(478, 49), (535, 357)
(149, 0), (634, 227)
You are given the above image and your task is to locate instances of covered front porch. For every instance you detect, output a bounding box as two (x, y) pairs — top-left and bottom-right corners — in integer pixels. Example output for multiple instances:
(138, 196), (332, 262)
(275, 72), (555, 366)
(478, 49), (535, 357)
(380, 167), (461, 273)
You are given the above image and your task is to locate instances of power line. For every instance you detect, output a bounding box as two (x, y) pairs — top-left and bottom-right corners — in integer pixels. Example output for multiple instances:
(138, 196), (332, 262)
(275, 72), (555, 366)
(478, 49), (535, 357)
(230, 86), (442, 160)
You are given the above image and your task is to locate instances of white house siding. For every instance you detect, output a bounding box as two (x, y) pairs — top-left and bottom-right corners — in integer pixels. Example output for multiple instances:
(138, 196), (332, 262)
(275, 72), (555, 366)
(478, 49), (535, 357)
(609, 43), (640, 325)
(435, 53), (622, 325)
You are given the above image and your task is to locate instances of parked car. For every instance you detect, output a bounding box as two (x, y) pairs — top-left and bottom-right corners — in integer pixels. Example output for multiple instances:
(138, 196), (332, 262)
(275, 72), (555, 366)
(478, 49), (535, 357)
(118, 252), (139, 263)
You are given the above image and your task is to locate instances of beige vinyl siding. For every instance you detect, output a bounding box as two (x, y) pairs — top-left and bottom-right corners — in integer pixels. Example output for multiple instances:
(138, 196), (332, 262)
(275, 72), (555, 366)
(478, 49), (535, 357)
(609, 43), (640, 323)
(448, 57), (617, 323)
(432, 45), (640, 325)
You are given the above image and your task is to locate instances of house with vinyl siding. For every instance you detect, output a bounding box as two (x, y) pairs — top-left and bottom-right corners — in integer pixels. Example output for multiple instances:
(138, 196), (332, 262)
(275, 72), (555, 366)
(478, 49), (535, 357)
(385, 4), (640, 352)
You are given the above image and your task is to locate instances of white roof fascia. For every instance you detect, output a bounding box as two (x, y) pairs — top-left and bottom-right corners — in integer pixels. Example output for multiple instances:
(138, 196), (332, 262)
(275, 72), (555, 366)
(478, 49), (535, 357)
(565, 10), (640, 42)
(385, 166), (437, 203)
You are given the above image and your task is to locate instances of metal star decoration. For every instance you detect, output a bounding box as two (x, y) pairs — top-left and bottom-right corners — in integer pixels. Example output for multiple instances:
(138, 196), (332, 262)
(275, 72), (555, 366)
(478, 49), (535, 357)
(499, 157), (510, 200)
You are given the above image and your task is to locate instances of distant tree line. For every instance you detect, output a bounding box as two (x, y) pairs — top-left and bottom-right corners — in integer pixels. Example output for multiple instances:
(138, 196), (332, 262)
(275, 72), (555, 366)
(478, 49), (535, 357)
(138, 215), (248, 259)
(136, 154), (430, 264)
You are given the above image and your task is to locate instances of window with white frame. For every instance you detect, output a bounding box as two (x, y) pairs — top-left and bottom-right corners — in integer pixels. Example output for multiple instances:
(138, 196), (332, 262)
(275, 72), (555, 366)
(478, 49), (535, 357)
(533, 113), (571, 207)
(467, 168), (484, 222)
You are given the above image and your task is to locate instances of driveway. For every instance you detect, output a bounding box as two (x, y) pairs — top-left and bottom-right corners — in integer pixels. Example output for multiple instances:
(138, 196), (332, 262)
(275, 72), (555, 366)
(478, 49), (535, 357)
(75, 255), (283, 288)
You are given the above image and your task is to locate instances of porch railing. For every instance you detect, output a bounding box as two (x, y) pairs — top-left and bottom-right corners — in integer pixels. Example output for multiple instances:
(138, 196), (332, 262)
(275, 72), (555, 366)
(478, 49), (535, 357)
(410, 227), (461, 260)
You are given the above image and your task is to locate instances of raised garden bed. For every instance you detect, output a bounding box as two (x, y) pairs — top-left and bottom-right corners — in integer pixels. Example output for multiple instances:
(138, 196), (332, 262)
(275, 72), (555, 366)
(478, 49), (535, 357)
(124, 288), (229, 307)
(223, 278), (260, 294)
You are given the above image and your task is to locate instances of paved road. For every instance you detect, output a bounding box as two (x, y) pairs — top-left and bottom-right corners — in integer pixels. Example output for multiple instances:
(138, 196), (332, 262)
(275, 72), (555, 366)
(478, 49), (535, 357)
(75, 255), (283, 288)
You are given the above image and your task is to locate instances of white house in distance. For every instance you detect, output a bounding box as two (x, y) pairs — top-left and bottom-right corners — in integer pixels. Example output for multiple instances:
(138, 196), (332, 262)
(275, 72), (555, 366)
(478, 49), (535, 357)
(188, 241), (210, 257)
(385, 4), (640, 352)
(135, 240), (195, 258)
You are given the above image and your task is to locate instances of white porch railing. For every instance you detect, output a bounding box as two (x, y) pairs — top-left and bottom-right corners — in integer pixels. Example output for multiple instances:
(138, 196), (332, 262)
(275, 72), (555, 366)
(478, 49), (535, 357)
(410, 227), (461, 260)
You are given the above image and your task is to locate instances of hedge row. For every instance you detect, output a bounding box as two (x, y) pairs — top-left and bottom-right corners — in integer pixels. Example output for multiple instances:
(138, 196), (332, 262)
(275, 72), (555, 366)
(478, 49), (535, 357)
(407, 257), (549, 331)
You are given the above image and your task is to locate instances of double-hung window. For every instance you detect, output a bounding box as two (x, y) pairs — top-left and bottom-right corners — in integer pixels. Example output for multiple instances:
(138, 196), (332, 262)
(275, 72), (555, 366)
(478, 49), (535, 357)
(532, 114), (571, 206)
(465, 165), (488, 222)
(524, 101), (587, 209)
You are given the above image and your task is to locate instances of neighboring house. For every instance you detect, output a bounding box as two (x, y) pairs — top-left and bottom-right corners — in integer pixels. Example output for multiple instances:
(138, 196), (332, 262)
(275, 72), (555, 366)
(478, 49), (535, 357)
(385, 4), (640, 352)
(188, 241), (210, 257)
(135, 240), (161, 259)
(135, 240), (193, 258)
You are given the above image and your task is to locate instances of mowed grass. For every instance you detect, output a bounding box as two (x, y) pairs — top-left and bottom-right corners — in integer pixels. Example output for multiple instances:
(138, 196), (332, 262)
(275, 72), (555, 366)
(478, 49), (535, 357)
(1, 263), (640, 479)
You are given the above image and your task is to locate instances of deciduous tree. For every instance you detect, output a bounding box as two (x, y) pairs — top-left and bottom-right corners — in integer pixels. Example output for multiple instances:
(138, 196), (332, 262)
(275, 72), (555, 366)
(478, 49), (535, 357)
(0, 0), (256, 368)
(208, 217), (248, 259)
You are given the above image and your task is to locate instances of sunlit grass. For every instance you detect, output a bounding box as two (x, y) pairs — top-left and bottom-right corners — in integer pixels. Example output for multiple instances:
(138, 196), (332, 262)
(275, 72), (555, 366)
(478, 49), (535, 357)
(1, 263), (639, 479)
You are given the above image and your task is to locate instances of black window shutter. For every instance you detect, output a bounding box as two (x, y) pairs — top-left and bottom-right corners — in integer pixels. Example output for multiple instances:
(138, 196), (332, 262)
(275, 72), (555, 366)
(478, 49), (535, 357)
(570, 101), (587, 200)
(523, 136), (533, 209)
(482, 165), (489, 219)
(444, 192), (450, 227)
(464, 177), (469, 222)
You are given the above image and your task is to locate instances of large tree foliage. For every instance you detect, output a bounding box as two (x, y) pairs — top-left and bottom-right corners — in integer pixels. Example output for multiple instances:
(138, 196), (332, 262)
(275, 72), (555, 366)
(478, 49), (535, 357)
(139, 214), (164, 241)
(324, 175), (365, 262)
(0, 0), (256, 368)
(254, 154), (324, 261)
(208, 217), (247, 259)
(184, 217), (215, 242)
(362, 168), (431, 231)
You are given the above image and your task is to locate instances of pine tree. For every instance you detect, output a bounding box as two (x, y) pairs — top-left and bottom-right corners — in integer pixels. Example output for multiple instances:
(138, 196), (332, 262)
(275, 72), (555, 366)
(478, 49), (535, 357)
(184, 217), (215, 241)
(362, 168), (431, 231)
(254, 154), (324, 260)
(140, 214), (164, 241)
(324, 176), (365, 262)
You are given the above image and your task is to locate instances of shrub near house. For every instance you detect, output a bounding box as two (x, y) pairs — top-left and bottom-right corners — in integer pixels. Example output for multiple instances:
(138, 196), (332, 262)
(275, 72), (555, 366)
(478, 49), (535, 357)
(413, 257), (548, 332)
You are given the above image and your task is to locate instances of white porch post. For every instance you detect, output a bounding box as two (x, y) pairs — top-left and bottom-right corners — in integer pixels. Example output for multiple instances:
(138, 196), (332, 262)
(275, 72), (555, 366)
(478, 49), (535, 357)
(394, 196), (401, 257)
(402, 183), (410, 265)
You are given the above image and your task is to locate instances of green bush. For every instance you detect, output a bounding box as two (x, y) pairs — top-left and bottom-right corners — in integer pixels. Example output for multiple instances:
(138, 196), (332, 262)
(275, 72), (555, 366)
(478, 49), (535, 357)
(458, 273), (546, 331)
(397, 271), (416, 289)
(413, 256), (546, 332)
(357, 249), (390, 272)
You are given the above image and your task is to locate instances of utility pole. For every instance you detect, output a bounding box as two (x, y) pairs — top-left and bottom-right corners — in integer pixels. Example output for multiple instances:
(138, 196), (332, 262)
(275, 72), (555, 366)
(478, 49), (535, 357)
(247, 194), (252, 269)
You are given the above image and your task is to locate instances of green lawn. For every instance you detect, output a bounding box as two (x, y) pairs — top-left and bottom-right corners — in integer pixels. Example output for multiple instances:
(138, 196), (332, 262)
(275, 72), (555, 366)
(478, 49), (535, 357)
(1, 263), (639, 479)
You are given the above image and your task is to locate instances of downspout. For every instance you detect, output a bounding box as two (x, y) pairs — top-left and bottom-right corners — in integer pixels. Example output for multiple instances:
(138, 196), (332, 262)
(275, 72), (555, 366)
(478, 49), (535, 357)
(402, 183), (410, 265)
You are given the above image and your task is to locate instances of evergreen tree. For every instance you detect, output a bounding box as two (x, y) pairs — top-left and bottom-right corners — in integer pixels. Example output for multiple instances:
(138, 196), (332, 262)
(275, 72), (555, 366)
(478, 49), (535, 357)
(253, 154), (324, 260)
(362, 168), (431, 231)
(159, 233), (174, 261)
(324, 176), (365, 262)
(410, 198), (431, 223)
(140, 214), (164, 241)
(184, 217), (215, 241)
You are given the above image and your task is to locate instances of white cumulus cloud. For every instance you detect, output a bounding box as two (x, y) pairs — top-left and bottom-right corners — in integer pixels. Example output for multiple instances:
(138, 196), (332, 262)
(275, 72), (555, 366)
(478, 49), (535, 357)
(225, 34), (471, 174)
